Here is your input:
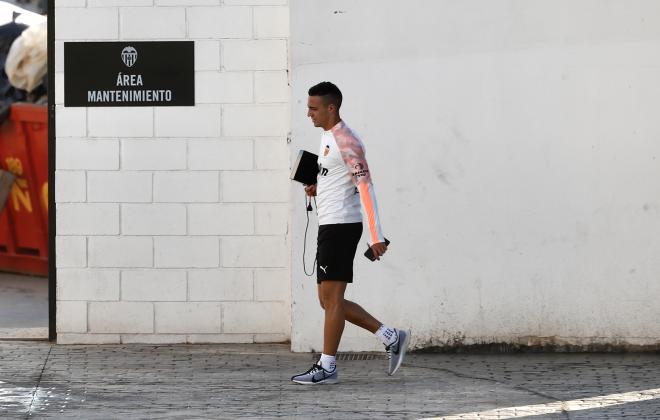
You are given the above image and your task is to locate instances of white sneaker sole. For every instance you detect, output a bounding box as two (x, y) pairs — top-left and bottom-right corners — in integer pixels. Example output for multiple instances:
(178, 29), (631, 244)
(292, 376), (339, 385)
(388, 331), (410, 376)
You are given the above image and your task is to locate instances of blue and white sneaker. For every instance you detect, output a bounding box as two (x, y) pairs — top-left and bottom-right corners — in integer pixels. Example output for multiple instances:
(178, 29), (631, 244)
(291, 363), (338, 385)
(386, 329), (410, 376)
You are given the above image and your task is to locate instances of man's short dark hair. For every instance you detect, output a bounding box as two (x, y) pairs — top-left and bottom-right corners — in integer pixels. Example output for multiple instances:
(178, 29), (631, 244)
(308, 81), (342, 109)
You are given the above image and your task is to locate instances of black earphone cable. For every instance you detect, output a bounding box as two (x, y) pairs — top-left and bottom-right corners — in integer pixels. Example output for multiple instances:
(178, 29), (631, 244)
(303, 191), (317, 277)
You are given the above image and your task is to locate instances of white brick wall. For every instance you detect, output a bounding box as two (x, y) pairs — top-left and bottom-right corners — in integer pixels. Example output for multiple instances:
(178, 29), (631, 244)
(187, 7), (252, 39)
(221, 236), (287, 267)
(121, 204), (187, 235)
(188, 204), (254, 235)
(120, 7), (187, 40)
(254, 6), (289, 38)
(56, 1), (291, 344)
(89, 0), (152, 6)
(222, 302), (288, 334)
(255, 71), (289, 103)
(255, 203), (288, 235)
(57, 203), (119, 235)
(155, 302), (222, 333)
(56, 139), (119, 170)
(194, 40), (221, 70)
(154, 236), (220, 268)
(222, 40), (287, 70)
(57, 0), (87, 7)
(89, 302), (154, 333)
(56, 236), (87, 268)
(55, 42), (64, 72)
(154, 106), (221, 137)
(55, 8), (118, 40)
(55, 171), (86, 202)
(87, 171), (152, 203)
(225, 0), (287, 5)
(121, 270), (187, 301)
(221, 170), (289, 202)
(55, 73), (64, 105)
(56, 301), (87, 333)
(156, 0), (221, 6)
(188, 269), (253, 301)
(121, 334), (187, 344)
(254, 269), (288, 301)
(153, 172), (219, 202)
(188, 139), (253, 170)
(88, 236), (153, 268)
(254, 138), (289, 169)
(222, 104), (288, 136)
(195, 72), (253, 104)
(57, 269), (120, 301)
(187, 333), (253, 344)
(55, 107), (86, 137)
(89, 108), (154, 138)
(121, 140), (187, 170)
(57, 334), (120, 344)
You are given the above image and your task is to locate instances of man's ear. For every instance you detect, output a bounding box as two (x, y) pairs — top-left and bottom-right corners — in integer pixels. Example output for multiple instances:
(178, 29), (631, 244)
(327, 103), (336, 114)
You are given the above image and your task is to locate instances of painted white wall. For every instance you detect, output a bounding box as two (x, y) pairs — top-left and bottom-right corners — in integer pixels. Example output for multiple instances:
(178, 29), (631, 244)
(290, 0), (660, 351)
(54, 0), (291, 344)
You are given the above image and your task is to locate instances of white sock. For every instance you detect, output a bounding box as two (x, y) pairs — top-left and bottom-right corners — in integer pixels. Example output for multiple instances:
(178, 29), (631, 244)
(375, 325), (398, 346)
(319, 353), (336, 372)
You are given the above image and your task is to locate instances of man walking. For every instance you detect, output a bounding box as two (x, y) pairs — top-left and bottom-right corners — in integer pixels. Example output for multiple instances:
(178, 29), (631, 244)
(291, 82), (410, 385)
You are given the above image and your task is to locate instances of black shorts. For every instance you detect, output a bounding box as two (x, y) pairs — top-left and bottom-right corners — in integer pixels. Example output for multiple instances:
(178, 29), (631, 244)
(316, 222), (363, 284)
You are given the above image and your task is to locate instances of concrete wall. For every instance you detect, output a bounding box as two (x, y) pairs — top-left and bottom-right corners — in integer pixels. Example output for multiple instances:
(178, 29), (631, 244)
(290, 0), (660, 351)
(54, 0), (291, 344)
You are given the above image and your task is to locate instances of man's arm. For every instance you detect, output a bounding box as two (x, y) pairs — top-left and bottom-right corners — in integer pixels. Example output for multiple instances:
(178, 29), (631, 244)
(332, 126), (385, 247)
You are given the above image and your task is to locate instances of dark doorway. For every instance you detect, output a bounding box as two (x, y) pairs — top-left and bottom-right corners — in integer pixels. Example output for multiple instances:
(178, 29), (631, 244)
(0, 0), (54, 341)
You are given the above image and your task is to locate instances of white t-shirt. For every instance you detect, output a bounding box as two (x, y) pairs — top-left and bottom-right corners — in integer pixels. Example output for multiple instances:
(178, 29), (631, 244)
(316, 120), (384, 245)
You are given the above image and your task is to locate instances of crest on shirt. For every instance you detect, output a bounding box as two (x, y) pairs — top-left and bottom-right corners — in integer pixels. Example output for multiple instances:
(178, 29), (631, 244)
(353, 162), (368, 179)
(323, 145), (330, 156)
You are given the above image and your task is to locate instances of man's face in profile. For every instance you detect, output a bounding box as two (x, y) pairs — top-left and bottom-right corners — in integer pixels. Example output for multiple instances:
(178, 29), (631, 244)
(307, 95), (332, 128)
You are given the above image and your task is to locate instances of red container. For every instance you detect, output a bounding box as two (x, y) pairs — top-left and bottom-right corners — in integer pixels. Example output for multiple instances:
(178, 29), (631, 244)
(0, 103), (48, 276)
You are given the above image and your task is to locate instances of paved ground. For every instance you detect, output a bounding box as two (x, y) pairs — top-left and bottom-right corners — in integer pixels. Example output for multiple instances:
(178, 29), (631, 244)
(1, 342), (659, 419)
(0, 272), (48, 339)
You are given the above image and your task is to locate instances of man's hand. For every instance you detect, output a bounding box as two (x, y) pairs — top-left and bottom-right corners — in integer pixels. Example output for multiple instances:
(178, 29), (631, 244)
(370, 242), (388, 260)
(304, 184), (317, 197)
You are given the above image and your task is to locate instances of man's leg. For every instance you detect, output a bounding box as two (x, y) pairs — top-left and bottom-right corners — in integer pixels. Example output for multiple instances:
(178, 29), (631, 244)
(319, 281), (347, 356)
(344, 300), (381, 333)
(317, 285), (381, 334)
(290, 281), (344, 384)
(317, 284), (409, 376)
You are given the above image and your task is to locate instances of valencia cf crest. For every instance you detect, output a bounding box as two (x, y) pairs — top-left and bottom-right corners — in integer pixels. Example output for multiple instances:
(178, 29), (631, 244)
(121, 46), (138, 67)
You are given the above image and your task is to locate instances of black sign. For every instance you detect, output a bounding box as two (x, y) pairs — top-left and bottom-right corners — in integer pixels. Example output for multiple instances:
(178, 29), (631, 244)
(64, 41), (194, 107)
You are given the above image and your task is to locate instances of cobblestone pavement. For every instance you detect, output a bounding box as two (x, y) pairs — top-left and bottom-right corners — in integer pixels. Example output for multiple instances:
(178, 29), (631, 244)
(1, 341), (659, 419)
